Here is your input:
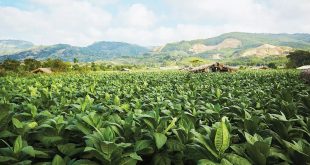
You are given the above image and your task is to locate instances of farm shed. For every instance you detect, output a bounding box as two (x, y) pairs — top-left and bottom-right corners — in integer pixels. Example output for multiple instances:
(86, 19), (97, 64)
(31, 68), (52, 74)
(297, 65), (310, 70)
(190, 63), (237, 73)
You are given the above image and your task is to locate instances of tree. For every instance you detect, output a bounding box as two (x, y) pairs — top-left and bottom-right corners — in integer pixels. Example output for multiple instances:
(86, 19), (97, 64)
(1, 59), (21, 71)
(24, 58), (41, 71)
(287, 50), (310, 68)
(43, 59), (70, 72)
(73, 58), (79, 63)
(72, 58), (79, 71)
(267, 63), (277, 69)
(91, 62), (99, 71)
(190, 59), (204, 66)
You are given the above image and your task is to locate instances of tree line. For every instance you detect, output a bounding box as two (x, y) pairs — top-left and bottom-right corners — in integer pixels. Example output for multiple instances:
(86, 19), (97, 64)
(0, 50), (309, 75)
(0, 58), (143, 76)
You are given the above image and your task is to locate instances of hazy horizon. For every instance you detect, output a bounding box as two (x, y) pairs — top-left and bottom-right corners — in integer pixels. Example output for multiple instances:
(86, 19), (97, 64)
(1, 0), (310, 46)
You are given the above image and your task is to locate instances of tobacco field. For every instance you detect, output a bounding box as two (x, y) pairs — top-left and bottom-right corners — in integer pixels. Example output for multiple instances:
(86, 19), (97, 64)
(0, 70), (310, 165)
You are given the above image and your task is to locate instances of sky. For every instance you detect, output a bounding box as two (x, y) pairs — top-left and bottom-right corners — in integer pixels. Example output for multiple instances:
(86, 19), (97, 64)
(0, 0), (310, 46)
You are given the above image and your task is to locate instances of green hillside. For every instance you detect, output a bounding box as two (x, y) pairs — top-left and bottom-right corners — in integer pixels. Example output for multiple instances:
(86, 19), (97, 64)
(148, 32), (310, 65)
(161, 32), (310, 52)
(0, 41), (149, 62)
(1, 32), (310, 64)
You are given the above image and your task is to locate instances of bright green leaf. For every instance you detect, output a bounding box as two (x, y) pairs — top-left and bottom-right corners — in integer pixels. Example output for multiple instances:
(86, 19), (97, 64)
(154, 132), (167, 150)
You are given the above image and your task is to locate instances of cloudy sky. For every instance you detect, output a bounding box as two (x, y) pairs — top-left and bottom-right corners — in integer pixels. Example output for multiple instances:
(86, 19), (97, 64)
(0, 0), (310, 46)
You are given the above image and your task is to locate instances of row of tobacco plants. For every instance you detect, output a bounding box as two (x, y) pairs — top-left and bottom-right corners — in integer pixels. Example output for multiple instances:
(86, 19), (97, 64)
(0, 70), (310, 165)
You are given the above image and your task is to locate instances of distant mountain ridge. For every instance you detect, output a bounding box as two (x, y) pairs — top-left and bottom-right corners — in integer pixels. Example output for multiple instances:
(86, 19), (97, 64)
(0, 41), (149, 62)
(1, 32), (310, 63)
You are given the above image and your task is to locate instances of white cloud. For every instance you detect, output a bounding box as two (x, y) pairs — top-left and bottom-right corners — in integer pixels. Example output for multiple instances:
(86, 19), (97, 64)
(120, 3), (156, 29)
(0, 0), (112, 46)
(0, 0), (310, 46)
(166, 0), (310, 34)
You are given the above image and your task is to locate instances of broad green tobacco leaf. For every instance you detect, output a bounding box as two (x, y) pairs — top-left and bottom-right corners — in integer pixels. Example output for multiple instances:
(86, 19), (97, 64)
(197, 159), (218, 165)
(27, 122), (38, 129)
(12, 118), (23, 129)
(215, 88), (222, 98)
(215, 117), (230, 154)
(134, 140), (152, 152)
(225, 154), (251, 165)
(114, 96), (121, 106)
(26, 104), (37, 117)
(0, 156), (17, 162)
(21, 146), (35, 157)
(118, 157), (137, 165)
(129, 152), (142, 161)
(154, 132), (167, 149)
(13, 135), (23, 154)
(52, 155), (65, 165)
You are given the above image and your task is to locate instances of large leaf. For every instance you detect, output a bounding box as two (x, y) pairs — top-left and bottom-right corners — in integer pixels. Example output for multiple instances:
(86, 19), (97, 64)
(21, 146), (35, 157)
(134, 140), (152, 152)
(12, 118), (23, 129)
(57, 143), (82, 156)
(26, 104), (37, 117)
(71, 159), (99, 165)
(225, 154), (251, 165)
(0, 156), (17, 162)
(215, 88), (222, 99)
(13, 135), (23, 154)
(52, 155), (65, 165)
(37, 135), (63, 146)
(114, 96), (121, 106)
(214, 117), (230, 154)
(118, 157), (137, 165)
(191, 130), (219, 158)
(154, 132), (167, 150)
(246, 142), (269, 165)
(197, 159), (219, 165)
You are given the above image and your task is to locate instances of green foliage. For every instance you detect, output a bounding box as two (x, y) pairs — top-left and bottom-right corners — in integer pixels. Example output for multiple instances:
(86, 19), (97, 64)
(43, 58), (70, 72)
(24, 58), (41, 71)
(0, 70), (309, 164)
(154, 133), (167, 149)
(287, 50), (310, 68)
(267, 62), (277, 69)
(214, 117), (230, 154)
(73, 58), (79, 63)
(1, 59), (21, 71)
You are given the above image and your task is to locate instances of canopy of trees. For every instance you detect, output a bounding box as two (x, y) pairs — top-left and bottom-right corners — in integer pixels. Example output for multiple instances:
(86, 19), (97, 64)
(0, 58), (145, 76)
(287, 50), (310, 68)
